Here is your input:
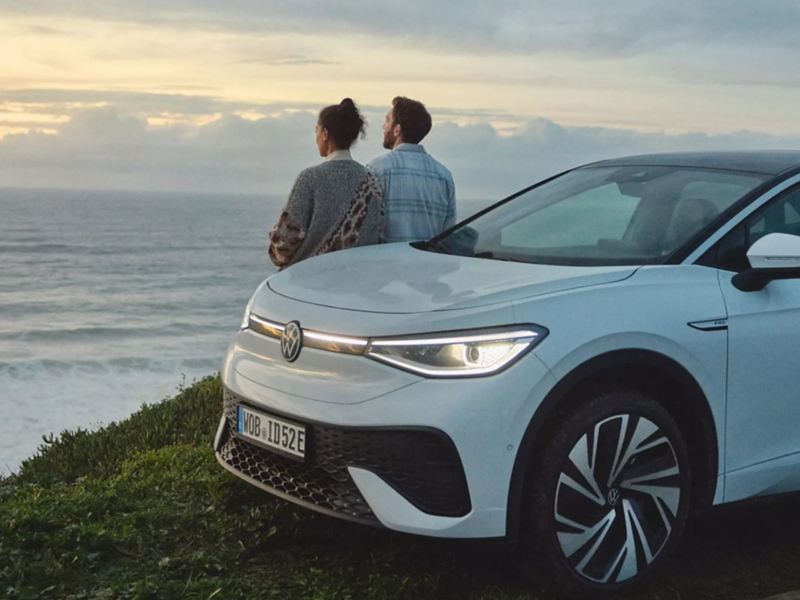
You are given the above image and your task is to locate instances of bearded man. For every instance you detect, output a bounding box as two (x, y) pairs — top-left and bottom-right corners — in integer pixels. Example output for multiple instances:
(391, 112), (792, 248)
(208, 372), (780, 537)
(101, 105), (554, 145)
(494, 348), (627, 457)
(368, 96), (456, 243)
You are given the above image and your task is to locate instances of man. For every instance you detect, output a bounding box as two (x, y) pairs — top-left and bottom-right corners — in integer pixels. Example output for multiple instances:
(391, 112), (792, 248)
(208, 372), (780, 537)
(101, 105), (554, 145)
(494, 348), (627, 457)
(368, 97), (456, 243)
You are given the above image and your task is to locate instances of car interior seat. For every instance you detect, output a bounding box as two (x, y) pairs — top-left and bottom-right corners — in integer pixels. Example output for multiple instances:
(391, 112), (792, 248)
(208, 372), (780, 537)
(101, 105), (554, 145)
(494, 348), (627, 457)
(664, 198), (720, 249)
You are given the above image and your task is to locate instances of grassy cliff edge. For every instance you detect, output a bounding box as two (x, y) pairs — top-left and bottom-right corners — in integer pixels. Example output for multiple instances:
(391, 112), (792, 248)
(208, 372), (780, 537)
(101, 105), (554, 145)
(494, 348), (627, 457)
(2, 376), (800, 600)
(0, 376), (446, 600)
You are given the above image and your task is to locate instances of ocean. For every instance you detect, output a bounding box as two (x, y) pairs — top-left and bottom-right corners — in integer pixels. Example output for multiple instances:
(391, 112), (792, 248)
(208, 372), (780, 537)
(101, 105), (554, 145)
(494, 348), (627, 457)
(0, 188), (281, 474)
(1, 188), (490, 473)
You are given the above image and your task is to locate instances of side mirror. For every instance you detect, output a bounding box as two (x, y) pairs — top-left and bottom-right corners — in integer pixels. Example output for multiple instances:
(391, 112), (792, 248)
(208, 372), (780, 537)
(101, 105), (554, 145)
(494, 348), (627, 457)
(732, 232), (800, 291)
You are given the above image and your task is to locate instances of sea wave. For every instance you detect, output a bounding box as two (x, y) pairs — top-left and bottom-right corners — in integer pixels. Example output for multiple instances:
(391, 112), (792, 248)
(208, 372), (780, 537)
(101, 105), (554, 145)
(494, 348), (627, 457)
(0, 365), (217, 474)
(0, 242), (264, 255)
(0, 321), (228, 342)
(0, 243), (107, 254)
(0, 188), (279, 472)
(0, 356), (221, 380)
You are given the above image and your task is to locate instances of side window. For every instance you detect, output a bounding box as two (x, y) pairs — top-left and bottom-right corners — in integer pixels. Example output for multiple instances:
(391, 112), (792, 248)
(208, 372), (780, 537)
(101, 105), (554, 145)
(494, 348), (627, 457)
(749, 188), (800, 242)
(708, 186), (800, 271)
(787, 198), (800, 225)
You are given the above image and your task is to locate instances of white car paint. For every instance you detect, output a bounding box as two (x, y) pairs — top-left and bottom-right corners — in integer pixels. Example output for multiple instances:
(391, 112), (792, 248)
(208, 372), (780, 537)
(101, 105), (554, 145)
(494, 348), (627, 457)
(217, 156), (800, 544)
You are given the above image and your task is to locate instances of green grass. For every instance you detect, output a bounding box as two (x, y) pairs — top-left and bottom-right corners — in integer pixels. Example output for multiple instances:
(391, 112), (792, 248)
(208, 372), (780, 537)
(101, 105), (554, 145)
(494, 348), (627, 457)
(2, 375), (800, 599)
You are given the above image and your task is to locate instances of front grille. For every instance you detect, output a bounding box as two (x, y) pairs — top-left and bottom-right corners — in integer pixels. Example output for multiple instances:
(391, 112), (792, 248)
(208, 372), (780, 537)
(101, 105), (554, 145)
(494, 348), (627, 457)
(217, 388), (471, 523)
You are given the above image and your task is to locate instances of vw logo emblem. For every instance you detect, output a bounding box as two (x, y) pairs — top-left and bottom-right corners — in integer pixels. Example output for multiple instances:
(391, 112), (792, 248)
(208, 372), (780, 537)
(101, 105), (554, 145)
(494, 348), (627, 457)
(607, 488), (621, 507)
(281, 321), (303, 362)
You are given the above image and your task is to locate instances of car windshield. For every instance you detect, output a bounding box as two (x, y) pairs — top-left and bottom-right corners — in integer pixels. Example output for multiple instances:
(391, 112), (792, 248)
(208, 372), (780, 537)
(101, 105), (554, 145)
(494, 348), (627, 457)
(431, 166), (767, 266)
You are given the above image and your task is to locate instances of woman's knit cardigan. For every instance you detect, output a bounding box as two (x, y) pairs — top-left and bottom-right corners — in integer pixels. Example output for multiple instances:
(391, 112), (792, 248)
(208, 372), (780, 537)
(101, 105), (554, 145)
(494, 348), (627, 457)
(268, 160), (385, 269)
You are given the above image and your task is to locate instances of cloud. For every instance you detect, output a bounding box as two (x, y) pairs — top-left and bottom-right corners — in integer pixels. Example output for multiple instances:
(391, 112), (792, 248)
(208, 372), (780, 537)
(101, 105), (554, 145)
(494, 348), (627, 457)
(3, 3), (798, 137)
(2, 105), (800, 199)
(3, 1), (798, 105)
(25, 24), (65, 36)
(4, 1), (800, 60)
(234, 54), (339, 67)
(0, 107), (318, 193)
(429, 119), (800, 199)
(0, 89), (316, 117)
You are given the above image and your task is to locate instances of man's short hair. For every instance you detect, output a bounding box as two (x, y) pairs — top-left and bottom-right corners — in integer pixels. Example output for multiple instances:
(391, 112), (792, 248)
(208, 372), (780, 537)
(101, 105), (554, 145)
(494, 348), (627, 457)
(391, 96), (432, 144)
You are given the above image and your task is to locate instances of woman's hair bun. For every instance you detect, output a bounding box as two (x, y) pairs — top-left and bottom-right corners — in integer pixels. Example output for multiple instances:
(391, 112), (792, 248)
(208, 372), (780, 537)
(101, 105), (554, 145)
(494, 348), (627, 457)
(318, 98), (366, 149)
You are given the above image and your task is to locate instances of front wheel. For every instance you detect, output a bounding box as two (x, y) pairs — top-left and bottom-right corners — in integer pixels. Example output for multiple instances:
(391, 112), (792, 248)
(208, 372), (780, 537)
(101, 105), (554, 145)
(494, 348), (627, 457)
(518, 389), (691, 595)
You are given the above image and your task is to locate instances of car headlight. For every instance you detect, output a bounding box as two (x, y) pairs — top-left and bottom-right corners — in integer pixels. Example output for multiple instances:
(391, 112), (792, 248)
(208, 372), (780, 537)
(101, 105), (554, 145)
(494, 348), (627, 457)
(365, 325), (547, 377)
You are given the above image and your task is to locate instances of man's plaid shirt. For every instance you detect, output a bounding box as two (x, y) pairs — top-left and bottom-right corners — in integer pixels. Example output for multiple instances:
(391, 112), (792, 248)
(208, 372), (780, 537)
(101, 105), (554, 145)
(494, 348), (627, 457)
(368, 144), (456, 243)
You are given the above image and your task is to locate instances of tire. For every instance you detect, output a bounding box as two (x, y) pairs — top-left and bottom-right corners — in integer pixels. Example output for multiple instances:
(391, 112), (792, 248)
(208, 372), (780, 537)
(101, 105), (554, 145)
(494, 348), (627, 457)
(515, 388), (692, 596)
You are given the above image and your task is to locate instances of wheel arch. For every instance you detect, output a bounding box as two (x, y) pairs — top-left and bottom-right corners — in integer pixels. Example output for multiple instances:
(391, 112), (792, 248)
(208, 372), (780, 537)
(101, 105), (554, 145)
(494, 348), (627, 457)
(506, 348), (719, 540)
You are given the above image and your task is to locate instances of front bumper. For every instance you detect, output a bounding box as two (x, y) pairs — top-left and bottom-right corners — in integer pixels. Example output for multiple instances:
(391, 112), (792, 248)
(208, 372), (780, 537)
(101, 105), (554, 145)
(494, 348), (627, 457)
(216, 327), (556, 538)
(216, 388), (471, 526)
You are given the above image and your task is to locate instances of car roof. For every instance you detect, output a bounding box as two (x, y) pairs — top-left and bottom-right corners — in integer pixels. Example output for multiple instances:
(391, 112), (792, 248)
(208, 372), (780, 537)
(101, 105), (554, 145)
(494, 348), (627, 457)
(584, 150), (800, 176)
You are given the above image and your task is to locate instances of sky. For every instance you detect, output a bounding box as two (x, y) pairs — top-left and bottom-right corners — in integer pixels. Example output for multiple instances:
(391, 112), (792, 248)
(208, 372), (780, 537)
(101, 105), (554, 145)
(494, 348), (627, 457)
(2, 1), (800, 199)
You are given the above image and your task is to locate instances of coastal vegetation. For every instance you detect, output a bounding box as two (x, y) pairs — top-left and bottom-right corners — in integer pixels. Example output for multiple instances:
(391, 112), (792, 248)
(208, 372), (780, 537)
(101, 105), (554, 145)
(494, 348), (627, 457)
(2, 376), (799, 599)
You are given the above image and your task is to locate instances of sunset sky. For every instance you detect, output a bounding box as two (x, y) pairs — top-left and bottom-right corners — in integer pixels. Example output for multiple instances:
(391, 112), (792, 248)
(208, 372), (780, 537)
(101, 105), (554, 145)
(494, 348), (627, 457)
(2, 1), (800, 198)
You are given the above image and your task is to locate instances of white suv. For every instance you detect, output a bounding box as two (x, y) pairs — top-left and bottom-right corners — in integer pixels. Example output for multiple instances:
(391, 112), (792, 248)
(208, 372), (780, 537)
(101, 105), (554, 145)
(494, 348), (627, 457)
(215, 151), (800, 593)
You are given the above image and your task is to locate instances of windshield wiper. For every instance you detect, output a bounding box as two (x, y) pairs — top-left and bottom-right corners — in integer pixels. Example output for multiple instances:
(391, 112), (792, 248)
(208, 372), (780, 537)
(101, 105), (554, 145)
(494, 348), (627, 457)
(471, 251), (520, 262)
(411, 239), (443, 252)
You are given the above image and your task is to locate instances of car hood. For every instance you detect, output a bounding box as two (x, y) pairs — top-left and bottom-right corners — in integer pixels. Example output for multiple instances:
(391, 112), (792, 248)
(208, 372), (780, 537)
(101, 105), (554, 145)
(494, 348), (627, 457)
(266, 243), (638, 314)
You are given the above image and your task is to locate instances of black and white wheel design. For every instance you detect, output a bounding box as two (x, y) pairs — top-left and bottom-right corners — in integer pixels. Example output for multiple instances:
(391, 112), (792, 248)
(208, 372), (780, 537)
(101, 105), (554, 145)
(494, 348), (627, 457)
(555, 413), (681, 584)
(519, 390), (691, 594)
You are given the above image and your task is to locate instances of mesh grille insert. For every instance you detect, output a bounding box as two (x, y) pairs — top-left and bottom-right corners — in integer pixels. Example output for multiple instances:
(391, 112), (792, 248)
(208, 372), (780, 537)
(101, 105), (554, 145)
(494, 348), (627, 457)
(218, 388), (471, 522)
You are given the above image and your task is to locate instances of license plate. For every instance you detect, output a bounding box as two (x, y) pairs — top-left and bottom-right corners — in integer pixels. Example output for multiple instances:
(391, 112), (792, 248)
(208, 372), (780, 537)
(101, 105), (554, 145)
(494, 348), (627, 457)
(236, 405), (306, 459)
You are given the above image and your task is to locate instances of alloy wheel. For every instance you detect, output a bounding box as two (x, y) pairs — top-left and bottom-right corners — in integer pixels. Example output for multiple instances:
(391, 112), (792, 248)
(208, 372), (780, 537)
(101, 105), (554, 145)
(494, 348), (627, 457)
(553, 413), (681, 584)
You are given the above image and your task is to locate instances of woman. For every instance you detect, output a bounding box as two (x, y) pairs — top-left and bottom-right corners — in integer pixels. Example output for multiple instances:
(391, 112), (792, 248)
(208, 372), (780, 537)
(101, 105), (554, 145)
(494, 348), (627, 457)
(268, 98), (384, 269)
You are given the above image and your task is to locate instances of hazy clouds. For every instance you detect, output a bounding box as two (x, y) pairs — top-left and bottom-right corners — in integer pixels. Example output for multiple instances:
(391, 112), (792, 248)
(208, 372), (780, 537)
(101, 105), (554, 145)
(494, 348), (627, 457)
(3, 104), (799, 198)
(4, 3), (799, 131)
(2, 2), (800, 195)
(6, 0), (800, 89)
(5, 1), (800, 59)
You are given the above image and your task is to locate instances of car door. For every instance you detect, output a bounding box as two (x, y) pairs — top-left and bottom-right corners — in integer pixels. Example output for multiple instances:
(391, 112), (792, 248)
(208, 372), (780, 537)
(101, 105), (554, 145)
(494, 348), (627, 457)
(714, 185), (800, 502)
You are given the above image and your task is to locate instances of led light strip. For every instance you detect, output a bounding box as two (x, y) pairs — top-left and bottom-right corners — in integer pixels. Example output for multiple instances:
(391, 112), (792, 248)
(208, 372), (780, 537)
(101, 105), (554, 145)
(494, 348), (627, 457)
(247, 313), (541, 363)
(248, 314), (284, 337)
(368, 330), (540, 347)
(248, 313), (367, 355)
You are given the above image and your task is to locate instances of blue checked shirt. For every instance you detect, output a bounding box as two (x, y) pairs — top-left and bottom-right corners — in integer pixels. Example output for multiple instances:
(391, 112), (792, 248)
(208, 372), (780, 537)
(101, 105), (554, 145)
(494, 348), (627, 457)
(368, 144), (456, 243)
